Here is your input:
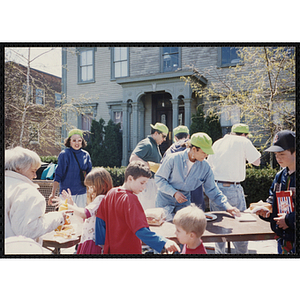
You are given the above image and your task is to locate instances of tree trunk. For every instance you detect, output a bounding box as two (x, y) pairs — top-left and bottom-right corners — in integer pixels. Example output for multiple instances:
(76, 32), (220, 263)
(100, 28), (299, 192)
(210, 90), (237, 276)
(19, 48), (31, 146)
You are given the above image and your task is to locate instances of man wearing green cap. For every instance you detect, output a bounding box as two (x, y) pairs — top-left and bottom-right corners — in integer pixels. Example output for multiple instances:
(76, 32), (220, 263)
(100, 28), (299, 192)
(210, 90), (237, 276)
(161, 125), (205, 211)
(130, 122), (169, 210)
(155, 132), (240, 221)
(207, 123), (261, 254)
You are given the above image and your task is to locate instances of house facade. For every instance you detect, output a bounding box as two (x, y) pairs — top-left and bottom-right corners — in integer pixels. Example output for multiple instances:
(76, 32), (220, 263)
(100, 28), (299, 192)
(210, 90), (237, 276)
(5, 61), (62, 156)
(61, 46), (295, 166)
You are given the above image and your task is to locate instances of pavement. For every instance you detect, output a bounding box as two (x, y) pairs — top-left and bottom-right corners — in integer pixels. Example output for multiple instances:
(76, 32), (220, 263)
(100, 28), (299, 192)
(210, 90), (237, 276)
(204, 239), (278, 255)
(42, 238), (278, 255)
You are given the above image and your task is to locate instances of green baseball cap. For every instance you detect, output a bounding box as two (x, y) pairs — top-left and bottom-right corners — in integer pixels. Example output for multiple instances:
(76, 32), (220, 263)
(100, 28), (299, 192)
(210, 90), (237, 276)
(190, 132), (214, 155)
(231, 123), (250, 134)
(173, 125), (189, 136)
(150, 123), (169, 135)
(68, 128), (83, 138)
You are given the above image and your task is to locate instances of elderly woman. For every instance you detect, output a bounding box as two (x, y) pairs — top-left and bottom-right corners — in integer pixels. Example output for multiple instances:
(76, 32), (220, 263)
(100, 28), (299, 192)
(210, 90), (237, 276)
(155, 132), (241, 221)
(5, 147), (67, 240)
(49, 129), (92, 208)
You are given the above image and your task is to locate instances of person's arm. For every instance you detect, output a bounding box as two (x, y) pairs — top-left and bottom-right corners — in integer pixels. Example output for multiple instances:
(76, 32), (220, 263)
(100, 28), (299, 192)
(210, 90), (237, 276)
(246, 141), (261, 167)
(10, 189), (66, 239)
(48, 181), (60, 205)
(251, 157), (261, 166)
(135, 227), (181, 253)
(154, 156), (178, 197)
(95, 217), (106, 246)
(129, 153), (149, 166)
(48, 151), (66, 205)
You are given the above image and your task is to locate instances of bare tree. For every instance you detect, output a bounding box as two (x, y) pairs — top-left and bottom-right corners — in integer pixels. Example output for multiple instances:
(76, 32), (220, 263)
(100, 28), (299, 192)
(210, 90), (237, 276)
(5, 47), (96, 155)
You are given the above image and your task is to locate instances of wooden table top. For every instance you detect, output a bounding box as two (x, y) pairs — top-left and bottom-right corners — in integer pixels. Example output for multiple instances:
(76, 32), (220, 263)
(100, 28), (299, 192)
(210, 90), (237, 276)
(150, 212), (275, 244)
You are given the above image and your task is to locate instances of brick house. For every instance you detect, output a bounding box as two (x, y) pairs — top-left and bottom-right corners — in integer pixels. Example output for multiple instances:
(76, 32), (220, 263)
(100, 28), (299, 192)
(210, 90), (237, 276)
(61, 46), (295, 166)
(5, 61), (62, 156)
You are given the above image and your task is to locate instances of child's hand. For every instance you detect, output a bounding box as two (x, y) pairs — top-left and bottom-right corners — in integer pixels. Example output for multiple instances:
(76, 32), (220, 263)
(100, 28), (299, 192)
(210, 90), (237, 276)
(61, 188), (74, 205)
(255, 208), (270, 218)
(51, 196), (64, 208)
(274, 213), (288, 229)
(164, 240), (181, 254)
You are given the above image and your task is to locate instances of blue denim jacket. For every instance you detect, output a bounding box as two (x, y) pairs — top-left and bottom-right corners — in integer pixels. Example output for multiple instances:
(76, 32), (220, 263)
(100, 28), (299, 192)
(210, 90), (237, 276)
(155, 149), (231, 210)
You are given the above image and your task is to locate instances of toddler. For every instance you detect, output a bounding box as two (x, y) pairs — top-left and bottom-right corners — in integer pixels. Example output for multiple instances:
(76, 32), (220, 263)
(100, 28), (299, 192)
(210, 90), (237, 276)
(173, 204), (207, 254)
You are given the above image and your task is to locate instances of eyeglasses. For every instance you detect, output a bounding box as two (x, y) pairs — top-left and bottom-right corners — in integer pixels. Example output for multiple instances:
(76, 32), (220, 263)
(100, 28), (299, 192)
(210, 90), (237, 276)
(161, 134), (167, 139)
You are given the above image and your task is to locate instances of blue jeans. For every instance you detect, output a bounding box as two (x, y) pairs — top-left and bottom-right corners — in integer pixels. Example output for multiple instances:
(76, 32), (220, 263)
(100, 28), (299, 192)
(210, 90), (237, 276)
(210, 182), (248, 254)
(191, 185), (205, 211)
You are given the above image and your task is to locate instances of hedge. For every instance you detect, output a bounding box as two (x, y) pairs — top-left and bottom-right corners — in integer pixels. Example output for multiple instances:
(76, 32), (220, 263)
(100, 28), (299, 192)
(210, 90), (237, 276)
(241, 167), (278, 207)
(104, 166), (126, 187)
(104, 165), (279, 206)
(41, 155), (279, 206)
(40, 156), (58, 164)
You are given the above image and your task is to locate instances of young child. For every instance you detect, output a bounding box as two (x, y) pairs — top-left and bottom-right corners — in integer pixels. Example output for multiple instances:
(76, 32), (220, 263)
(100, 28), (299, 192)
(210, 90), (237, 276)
(95, 161), (181, 254)
(173, 204), (207, 254)
(53, 167), (113, 254)
(255, 130), (295, 254)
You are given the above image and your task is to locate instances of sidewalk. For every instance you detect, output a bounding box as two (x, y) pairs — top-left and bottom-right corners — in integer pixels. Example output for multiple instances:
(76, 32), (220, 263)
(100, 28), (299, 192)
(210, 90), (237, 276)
(204, 239), (277, 254)
(43, 238), (277, 255)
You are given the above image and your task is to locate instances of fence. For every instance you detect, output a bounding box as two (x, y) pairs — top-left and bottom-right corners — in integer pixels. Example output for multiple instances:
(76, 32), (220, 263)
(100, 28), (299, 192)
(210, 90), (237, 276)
(33, 180), (59, 213)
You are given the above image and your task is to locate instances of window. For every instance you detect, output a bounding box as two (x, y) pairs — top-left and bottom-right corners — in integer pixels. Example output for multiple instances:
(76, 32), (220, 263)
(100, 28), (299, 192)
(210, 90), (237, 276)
(111, 47), (129, 79)
(220, 105), (240, 135)
(106, 101), (123, 130)
(75, 103), (98, 132)
(22, 84), (33, 103)
(161, 47), (181, 72)
(78, 48), (95, 83)
(55, 92), (62, 107)
(113, 111), (123, 130)
(218, 47), (241, 67)
(36, 88), (45, 105)
(81, 113), (93, 131)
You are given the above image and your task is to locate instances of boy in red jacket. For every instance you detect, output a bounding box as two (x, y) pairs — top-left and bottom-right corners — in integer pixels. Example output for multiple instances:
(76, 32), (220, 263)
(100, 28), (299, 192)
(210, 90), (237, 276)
(95, 161), (180, 254)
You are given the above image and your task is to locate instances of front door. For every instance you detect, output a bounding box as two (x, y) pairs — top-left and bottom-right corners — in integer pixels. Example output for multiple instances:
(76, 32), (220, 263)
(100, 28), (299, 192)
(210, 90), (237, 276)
(151, 92), (172, 155)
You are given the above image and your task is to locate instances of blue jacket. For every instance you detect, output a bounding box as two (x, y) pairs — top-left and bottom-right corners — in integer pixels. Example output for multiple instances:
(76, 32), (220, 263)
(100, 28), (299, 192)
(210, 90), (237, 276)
(54, 147), (92, 195)
(263, 167), (295, 242)
(155, 149), (231, 210)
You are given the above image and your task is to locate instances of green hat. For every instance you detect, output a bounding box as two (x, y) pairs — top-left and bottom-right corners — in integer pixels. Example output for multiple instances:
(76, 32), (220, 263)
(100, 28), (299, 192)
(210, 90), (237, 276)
(231, 123), (250, 134)
(150, 123), (169, 135)
(173, 125), (189, 136)
(190, 132), (214, 155)
(68, 129), (83, 138)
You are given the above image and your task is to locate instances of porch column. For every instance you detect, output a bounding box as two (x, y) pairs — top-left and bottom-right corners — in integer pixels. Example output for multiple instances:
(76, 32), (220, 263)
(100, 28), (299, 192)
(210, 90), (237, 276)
(138, 101), (145, 141)
(132, 101), (139, 147)
(183, 98), (192, 129)
(170, 98), (179, 138)
(121, 102), (128, 166)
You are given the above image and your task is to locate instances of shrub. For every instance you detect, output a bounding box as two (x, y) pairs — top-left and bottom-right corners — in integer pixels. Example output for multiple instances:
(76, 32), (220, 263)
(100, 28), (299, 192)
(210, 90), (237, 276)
(241, 167), (279, 207)
(190, 104), (222, 142)
(40, 156), (58, 164)
(86, 118), (123, 168)
(104, 166), (126, 187)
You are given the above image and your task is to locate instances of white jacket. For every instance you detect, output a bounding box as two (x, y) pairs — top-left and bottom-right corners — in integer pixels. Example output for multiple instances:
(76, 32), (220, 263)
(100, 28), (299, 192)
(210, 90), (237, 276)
(5, 170), (64, 240)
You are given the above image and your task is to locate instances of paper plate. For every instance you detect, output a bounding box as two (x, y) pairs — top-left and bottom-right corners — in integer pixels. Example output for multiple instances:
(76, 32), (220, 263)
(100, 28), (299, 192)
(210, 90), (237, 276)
(205, 213), (217, 222)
